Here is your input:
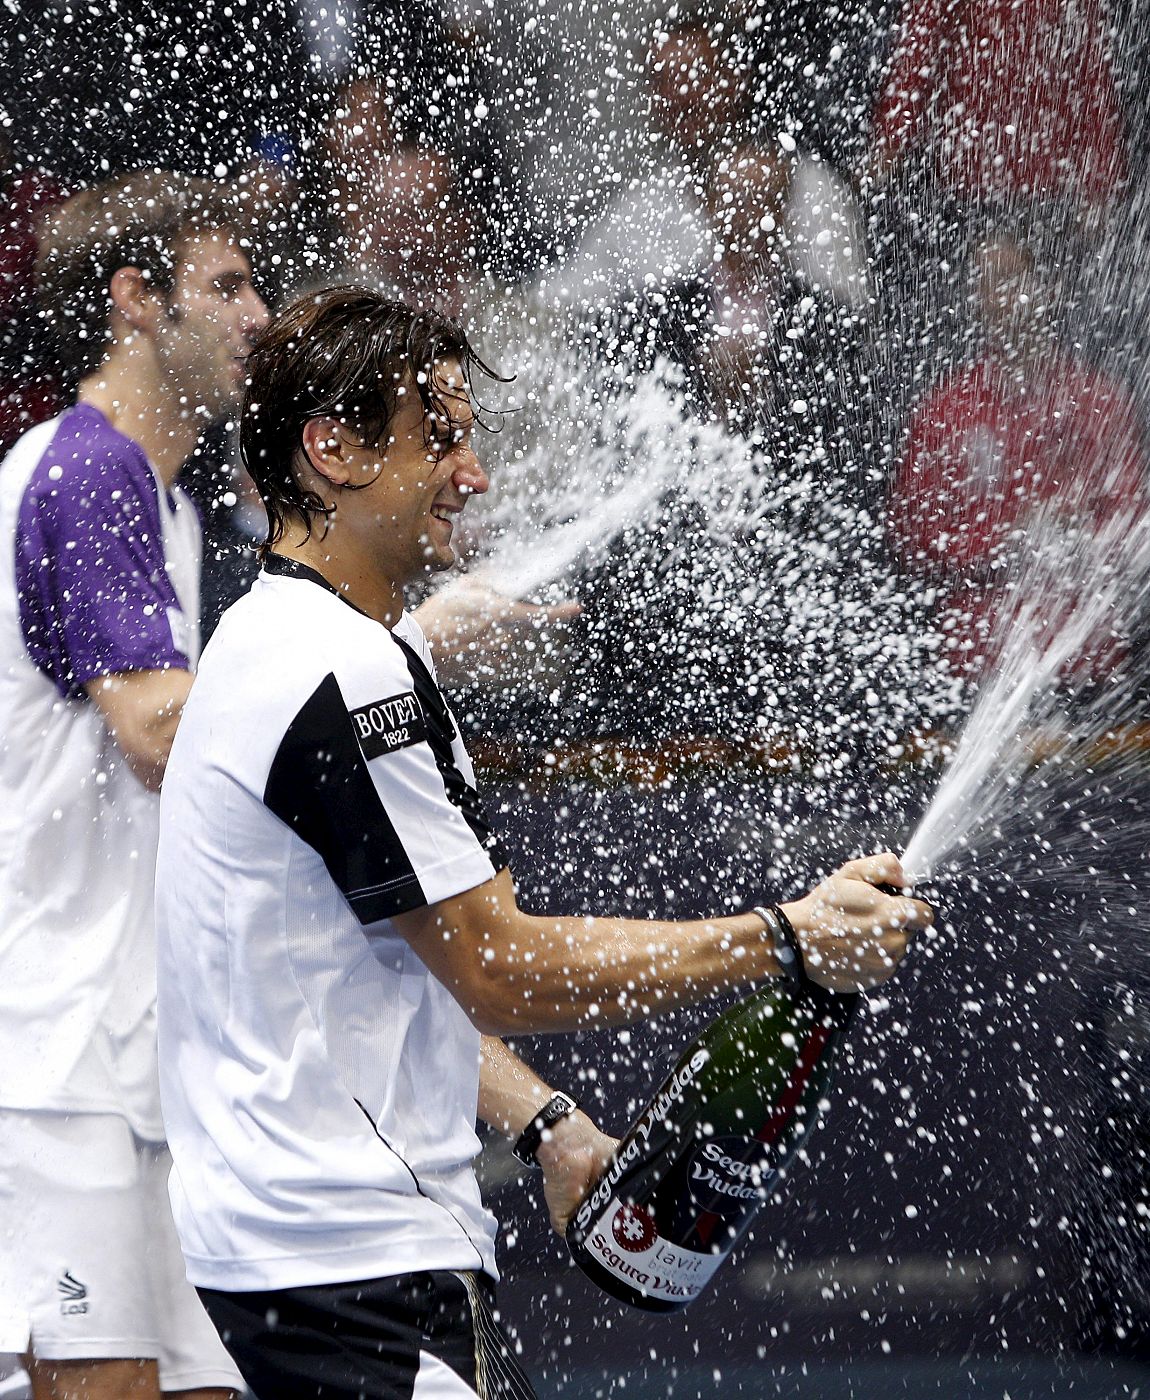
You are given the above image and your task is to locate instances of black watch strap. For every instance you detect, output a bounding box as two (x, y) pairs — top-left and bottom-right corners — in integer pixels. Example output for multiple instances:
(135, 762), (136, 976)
(753, 904), (806, 988)
(511, 1091), (579, 1168)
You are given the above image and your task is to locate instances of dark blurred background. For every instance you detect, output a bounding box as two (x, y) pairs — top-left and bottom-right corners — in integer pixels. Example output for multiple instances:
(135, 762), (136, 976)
(3, 1), (1150, 1395)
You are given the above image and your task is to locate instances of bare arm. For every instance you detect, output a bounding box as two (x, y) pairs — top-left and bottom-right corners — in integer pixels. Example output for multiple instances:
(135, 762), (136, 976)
(478, 1034), (563, 1138)
(479, 1035), (617, 1235)
(84, 667), (194, 792)
(396, 854), (931, 1037)
(412, 577), (580, 687)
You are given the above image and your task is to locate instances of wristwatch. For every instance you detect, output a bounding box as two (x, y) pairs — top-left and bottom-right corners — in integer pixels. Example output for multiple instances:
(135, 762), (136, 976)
(511, 1091), (579, 1168)
(753, 904), (806, 988)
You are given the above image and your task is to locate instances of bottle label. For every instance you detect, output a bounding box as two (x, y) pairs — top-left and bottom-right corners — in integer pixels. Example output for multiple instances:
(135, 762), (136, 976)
(685, 1134), (778, 1215)
(572, 1048), (711, 1235)
(581, 1196), (726, 1304)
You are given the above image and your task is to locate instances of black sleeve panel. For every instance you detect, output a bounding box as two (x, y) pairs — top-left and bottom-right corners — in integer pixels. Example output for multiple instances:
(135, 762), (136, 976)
(263, 672), (427, 924)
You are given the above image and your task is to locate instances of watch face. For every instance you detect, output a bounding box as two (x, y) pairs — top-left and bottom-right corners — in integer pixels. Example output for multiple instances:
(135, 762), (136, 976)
(539, 1093), (577, 1125)
(513, 1092), (578, 1166)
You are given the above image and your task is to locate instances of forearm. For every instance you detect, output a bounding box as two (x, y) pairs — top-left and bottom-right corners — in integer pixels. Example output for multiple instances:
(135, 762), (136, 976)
(85, 667), (192, 791)
(497, 912), (783, 1030)
(403, 860), (927, 1038)
(114, 707), (182, 790)
(477, 1035), (601, 1179)
(478, 1035), (618, 1235)
(441, 873), (786, 1035)
(478, 1034), (564, 1137)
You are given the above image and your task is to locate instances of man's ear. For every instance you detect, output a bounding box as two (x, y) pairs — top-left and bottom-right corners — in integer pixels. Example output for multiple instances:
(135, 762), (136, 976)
(108, 266), (163, 334)
(301, 417), (356, 486)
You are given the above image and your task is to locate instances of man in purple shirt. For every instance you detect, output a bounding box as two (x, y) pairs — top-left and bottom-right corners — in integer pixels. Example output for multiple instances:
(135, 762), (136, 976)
(0, 172), (616, 1400)
(0, 170), (267, 1400)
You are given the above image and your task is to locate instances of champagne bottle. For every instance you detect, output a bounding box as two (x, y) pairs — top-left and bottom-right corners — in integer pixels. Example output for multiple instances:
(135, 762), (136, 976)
(566, 908), (860, 1313)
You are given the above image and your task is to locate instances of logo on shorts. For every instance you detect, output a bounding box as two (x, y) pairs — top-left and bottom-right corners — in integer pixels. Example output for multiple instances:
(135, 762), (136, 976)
(58, 1270), (89, 1316)
(349, 692), (427, 760)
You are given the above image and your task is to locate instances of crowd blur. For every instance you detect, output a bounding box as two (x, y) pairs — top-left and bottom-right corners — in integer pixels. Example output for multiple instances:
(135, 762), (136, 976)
(1, 0), (1149, 744)
(1, 3), (1149, 1374)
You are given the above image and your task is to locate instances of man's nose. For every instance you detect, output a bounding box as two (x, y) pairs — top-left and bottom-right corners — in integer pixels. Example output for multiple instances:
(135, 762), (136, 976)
(244, 285), (271, 335)
(453, 451), (489, 498)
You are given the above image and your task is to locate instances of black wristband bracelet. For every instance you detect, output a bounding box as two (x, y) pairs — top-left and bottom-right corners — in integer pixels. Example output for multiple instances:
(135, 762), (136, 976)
(511, 1091), (579, 1168)
(753, 904), (806, 988)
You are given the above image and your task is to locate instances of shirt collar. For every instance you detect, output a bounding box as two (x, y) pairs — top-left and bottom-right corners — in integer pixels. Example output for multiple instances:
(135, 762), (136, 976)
(261, 552), (374, 620)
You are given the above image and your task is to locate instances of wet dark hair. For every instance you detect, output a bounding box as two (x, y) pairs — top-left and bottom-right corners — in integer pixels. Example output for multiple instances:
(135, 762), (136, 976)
(240, 284), (502, 554)
(36, 170), (245, 387)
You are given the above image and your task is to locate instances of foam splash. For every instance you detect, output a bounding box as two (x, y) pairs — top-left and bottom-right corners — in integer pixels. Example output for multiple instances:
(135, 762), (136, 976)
(903, 505), (1150, 881)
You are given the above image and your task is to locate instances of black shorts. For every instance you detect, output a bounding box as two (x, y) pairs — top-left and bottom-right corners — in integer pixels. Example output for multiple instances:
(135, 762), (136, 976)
(198, 1269), (537, 1400)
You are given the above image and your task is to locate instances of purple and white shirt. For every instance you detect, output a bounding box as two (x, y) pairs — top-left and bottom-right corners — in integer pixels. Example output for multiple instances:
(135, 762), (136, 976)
(0, 404), (200, 1139)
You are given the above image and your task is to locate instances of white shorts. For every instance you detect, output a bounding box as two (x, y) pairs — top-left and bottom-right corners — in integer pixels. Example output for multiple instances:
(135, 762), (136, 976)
(0, 1152), (27, 1356)
(0, 1111), (242, 1392)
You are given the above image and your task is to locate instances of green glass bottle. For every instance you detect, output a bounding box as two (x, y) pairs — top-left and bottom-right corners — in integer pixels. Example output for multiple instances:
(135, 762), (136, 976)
(566, 974), (858, 1312)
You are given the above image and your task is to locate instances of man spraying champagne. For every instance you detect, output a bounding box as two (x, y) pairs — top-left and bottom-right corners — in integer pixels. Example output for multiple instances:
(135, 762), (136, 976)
(154, 284), (933, 1400)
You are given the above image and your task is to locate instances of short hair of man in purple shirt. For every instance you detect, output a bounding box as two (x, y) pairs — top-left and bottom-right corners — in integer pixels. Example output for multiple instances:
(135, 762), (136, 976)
(35, 169), (248, 389)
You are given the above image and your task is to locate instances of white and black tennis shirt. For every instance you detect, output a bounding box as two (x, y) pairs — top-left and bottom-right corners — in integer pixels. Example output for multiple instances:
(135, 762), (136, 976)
(156, 556), (506, 1292)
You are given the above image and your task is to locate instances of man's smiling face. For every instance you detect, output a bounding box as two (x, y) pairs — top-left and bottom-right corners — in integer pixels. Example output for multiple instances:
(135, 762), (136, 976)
(336, 358), (489, 585)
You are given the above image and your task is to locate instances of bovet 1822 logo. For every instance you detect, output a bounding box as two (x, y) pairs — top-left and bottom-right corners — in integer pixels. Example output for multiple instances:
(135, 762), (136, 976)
(349, 692), (427, 759)
(686, 1136), (776, 1218)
